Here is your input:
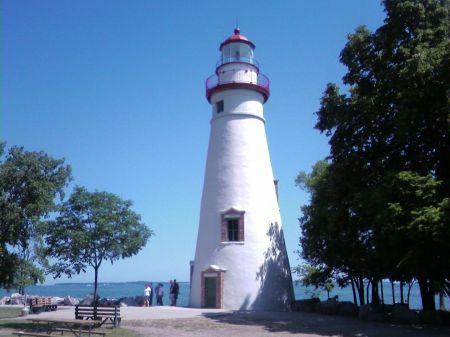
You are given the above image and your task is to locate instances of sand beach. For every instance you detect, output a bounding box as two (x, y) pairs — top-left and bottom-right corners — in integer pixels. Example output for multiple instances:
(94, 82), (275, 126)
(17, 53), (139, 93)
(6, 305), (449, 337)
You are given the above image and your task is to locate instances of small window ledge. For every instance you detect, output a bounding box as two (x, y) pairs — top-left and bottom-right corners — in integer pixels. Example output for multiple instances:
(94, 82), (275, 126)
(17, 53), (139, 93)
(221, 241), (245, 245)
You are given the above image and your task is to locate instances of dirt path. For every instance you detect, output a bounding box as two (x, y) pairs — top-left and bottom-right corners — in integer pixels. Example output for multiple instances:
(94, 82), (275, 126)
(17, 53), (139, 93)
(123, 311), (450, 337)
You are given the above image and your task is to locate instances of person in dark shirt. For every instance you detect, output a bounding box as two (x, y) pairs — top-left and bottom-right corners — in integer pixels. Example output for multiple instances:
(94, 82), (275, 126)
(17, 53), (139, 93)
(155, 283), (164, 305)
(169, 280), (174, 305)
(172, 279), (180, 306)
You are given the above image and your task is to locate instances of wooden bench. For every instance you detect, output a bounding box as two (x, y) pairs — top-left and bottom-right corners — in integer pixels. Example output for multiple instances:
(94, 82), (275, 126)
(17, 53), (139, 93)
(75, 305), (121, 328)
(30, 297), (57, 314)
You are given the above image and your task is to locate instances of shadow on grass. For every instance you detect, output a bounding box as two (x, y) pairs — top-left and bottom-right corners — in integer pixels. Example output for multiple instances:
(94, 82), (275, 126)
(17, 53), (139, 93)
(0, 320), (40, 331)
(0, 320), (140, 337)
(201, 311), (450, 337)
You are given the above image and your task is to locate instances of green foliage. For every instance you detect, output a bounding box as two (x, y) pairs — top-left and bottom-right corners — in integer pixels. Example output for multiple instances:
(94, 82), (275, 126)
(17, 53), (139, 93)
(12, 258), (46, 294)
(295, 160), (329, 195)
(0, 142), (153, 302)
(373, 172), (450, 300)
(295, 264), (335, 299)
(0, 143), (72, 289)
(44, 186), (153, 300)
(298, 0), (450, 310)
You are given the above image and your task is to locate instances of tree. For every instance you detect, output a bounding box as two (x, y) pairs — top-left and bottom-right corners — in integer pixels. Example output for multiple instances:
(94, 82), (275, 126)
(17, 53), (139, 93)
(0, 143), (72, 289)
(299, 0), (449, 311)
(295, 264), (335, 299)
(296, 161), (371, 306)
(372, 172), (450, 310)
(44, 186), (153, 302)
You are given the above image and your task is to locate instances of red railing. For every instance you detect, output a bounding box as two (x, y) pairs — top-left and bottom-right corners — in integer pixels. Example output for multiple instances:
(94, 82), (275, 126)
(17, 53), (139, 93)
(205, 69), (270, 102)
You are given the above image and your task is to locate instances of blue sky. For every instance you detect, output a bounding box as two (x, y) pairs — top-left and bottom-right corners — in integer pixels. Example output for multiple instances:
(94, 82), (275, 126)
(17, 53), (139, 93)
(3, 1), (385, 284)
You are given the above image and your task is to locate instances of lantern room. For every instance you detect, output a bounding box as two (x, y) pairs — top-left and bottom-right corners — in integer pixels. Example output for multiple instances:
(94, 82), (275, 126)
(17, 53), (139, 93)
(205, 28), (270, 103)
(218, 28), (257, 67)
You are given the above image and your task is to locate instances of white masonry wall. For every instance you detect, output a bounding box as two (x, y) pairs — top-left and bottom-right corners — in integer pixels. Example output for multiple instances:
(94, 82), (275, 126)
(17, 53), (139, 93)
(190, 88), (294, 310)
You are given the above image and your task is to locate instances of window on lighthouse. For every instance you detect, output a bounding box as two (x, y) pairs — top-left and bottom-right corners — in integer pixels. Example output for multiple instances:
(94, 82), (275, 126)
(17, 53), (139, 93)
(221, 209), (245, 242)
(227, 219), (239, 241)
(216, 100), (224, 113)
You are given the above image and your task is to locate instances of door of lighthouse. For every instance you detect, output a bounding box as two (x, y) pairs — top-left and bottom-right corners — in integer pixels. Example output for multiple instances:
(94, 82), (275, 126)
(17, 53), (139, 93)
(204, 277), (217, 308)
(201, 267), (225, 308)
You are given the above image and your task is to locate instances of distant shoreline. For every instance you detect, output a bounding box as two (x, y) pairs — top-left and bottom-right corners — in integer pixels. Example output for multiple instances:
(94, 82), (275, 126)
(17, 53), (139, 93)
(1, 281), (449, 311)
(50, 281), (190, 286)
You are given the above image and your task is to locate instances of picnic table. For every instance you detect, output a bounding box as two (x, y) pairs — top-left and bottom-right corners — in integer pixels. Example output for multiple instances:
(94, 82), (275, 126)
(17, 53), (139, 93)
(25, 317), (104, 337)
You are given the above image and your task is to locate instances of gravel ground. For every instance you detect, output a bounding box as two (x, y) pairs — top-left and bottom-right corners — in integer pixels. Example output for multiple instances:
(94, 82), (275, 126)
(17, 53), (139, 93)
(123, 311), (450, 337)
(3, 306), (450, 337)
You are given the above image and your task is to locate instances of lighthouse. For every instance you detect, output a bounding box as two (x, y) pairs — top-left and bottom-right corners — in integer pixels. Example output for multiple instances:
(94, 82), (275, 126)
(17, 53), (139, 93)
(190, 28), (294, 311)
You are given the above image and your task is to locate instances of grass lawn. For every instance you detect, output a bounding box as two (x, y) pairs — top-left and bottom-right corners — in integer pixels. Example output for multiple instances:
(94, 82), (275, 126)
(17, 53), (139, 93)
(0, 308), (142, 337)
(0, 307), (21, 319)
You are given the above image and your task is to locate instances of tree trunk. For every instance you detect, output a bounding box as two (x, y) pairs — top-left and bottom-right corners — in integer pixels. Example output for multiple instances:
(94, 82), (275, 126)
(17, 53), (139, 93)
(400, 280), (404, 304)
(418, 277), (436, 312)
(94, 266), (99, 306)
(380, 280), (385, 305)
(372, 279), (380, 305)
(407, 281), (414, 308)
(391, 280), (396, 304)
(358, 277), (365, 306)
(354, 277), (365, 306)
(351, 278), (358, 306)
(366, 280), (371, 304)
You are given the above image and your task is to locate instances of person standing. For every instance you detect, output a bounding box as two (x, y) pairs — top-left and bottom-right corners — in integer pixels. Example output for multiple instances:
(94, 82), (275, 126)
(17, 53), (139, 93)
(154, 284), (159, 305)
(172, 279), (180, 306)
(144, 284), (151, 307)
(169, 280), (174, 306)
(156, 283), (164, 305)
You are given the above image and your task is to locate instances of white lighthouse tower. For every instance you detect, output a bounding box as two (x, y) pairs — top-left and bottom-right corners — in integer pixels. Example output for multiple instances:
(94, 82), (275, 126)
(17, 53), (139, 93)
(190, 28), (294, 311)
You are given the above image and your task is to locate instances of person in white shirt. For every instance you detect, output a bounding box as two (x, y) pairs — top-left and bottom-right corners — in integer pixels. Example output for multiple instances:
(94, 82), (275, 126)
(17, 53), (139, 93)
(144, 284), (151, 307)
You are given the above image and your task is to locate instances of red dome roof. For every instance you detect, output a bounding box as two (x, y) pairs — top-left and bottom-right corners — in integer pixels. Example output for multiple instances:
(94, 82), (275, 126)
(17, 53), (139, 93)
(219, 28), (255, 50)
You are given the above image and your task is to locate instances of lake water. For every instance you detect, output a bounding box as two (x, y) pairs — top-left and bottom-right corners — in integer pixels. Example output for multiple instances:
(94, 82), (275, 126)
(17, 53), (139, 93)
(1, 281), (448, 310)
